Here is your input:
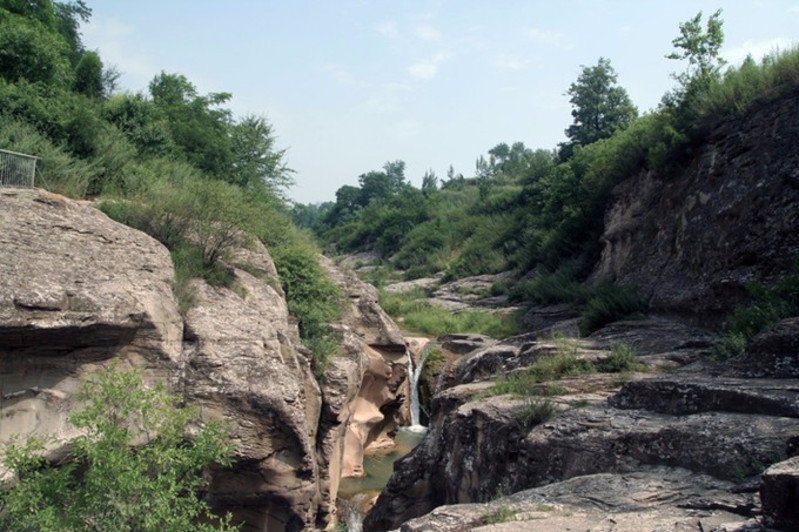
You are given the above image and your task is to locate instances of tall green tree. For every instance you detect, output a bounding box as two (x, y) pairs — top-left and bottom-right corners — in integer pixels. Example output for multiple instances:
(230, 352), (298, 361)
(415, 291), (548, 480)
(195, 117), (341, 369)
(666, 9), (725, 96)
(73, 49), (104, 97)
(149, 72), (233, 178)
(0, 10), (72, 85)
(1, 366), (237, 531)
(229, 114), (294, 198)
(560, 57), (637, 159)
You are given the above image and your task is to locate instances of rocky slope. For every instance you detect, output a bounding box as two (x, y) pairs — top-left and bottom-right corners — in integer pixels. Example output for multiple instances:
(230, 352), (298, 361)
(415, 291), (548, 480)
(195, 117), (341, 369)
(0, 188), (410, 531)
(365, 320), (799, 531)
(594, 90), (799, 323)
(365, 93), (799, 531)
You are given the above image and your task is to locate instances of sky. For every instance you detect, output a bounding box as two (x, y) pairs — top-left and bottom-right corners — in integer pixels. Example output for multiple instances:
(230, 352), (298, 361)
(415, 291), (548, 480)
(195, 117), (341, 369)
(80, 1), (798, 204)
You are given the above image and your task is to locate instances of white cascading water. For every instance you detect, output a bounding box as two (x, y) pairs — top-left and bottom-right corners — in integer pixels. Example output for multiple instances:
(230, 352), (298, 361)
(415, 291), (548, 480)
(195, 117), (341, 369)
(407, 342), (432, 432)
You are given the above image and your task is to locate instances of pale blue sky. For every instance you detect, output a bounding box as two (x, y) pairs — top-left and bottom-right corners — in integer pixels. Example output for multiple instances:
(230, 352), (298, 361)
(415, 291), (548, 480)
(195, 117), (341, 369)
(81, 1), (797, 204)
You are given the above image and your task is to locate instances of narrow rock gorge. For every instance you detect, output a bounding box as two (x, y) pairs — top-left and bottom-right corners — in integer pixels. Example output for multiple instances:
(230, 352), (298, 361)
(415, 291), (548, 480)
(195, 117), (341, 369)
(0, 188), (410, 531)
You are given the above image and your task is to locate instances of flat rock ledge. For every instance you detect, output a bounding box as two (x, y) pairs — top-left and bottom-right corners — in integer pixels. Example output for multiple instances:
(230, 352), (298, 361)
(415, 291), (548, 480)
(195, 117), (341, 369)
(365, 317), (799, 532)
(398, 467), (758, 532)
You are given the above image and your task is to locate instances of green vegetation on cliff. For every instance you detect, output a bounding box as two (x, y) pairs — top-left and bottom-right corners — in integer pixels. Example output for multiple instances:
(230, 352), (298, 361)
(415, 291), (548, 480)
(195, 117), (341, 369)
(299, 12), (799, 338)
(0, 0), (340, 375)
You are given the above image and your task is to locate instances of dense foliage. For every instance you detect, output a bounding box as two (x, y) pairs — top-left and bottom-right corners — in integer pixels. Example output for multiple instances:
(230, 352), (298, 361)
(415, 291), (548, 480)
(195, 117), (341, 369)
(1, 367), (237, 531)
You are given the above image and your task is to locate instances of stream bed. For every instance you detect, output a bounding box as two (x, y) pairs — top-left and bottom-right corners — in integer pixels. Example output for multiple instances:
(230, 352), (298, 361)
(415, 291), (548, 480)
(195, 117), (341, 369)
(338, 427), (426, 498)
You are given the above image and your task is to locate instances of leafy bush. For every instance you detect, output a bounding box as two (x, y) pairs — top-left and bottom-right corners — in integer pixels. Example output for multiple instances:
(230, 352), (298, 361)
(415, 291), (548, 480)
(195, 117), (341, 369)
(0, 366), (237, 531)
(509, 262), (586, 305)
(596, 342), (642, 373)
(0, 113), (97, 197)
(270, 239), (342, 377)
(579, 283), (647, 335)
(713, 267), (799, 360)
(482, 506), (517, 525)
(516, 398), (556, 432)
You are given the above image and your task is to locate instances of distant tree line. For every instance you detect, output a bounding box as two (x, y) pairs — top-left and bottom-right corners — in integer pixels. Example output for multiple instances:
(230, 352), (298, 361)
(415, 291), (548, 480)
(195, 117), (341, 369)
(299, 9), (799, 313)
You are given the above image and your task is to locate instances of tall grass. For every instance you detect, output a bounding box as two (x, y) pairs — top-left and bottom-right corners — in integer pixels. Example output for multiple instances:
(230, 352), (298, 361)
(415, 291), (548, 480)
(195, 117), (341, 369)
(379, 289), (519, 339)
(484, 338), (640, 398)
(0, 114), (97, 197)
(697, 46), (799, 124)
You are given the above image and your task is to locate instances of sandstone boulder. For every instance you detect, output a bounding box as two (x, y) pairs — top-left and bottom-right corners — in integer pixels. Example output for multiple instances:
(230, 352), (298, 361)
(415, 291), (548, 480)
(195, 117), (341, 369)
(0, 190), (414, 532)
(0, 189), (181, 457)
(180, 245), (324, 531)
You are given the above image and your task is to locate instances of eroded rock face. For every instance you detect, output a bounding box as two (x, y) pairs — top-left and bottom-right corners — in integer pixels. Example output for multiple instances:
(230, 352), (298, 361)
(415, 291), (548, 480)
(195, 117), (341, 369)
(180, 243), (324, 531)
(319, 257), (408, 467)
(315, 257), (409, 524)
(0, 190), (411, 532)
(399, 467), (755, 532)
(594, 93), (799, 323)
(0, 189), (181, 454)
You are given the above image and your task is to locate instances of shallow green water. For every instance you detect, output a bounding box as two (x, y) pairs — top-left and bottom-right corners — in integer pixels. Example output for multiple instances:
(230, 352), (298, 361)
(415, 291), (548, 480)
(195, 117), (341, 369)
(338, 428), (426, 498)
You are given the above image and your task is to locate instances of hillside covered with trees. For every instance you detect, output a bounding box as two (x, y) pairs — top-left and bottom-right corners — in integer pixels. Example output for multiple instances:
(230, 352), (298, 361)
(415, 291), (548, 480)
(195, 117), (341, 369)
(3, 2), (799, 530)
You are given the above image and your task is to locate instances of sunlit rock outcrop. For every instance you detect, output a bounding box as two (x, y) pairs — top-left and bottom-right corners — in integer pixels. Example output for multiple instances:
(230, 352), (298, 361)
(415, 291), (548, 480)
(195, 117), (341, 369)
(0, 189), (411, 532)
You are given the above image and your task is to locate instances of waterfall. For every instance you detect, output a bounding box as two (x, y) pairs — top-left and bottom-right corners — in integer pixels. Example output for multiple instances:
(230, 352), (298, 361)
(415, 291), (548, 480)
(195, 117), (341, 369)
(344, 507), (363, 532)
(407, 342), (433, 430)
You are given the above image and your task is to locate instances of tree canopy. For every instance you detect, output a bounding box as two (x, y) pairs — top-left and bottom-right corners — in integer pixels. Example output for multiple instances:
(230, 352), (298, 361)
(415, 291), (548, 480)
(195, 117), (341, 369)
(559, 57), (637, 160)
(667, 9), (726, 96)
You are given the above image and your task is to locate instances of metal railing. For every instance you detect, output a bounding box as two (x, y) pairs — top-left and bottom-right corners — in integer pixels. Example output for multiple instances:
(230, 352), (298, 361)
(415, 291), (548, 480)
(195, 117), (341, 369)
(0, 148), (38, 188)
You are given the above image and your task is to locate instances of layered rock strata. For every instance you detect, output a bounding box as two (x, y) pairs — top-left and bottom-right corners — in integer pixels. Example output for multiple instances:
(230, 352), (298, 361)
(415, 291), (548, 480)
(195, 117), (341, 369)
(365, 319), (799, 531)
(594, 92), (799, 322)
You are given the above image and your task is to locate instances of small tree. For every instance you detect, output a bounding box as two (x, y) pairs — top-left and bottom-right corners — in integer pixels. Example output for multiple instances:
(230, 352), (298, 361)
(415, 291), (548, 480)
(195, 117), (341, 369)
(666, 10), (726, 100)
(559, 57), (637, 160)
(0, 366), (237, 531)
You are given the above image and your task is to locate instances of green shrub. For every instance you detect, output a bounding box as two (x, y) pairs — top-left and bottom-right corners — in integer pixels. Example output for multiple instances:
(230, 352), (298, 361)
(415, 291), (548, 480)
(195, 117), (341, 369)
(516, 398), (556, 432)
(712, 332), (747, 361)
(0, 366), (237, 531)
(270, 241), (341, 377)
(482, 505), (517, 524)
(0, 113), (97, 197)
(579, 283), (647, 335)
(509, 262), (586, 305)
(596, 342), (641, 373)
(713, 267), (799, 359)
(378, 288), (432, 316)
(485, 345), (594, 398)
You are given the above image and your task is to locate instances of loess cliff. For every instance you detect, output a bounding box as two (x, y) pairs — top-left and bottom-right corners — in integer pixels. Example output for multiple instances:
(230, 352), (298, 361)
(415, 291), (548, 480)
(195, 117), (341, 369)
(0, 188), (410, 531)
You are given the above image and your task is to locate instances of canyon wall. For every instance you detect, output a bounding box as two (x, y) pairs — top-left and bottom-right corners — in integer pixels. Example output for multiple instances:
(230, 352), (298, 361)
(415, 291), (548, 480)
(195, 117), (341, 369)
(0, 188), (408, 531)
(366, 92), (799, 531)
